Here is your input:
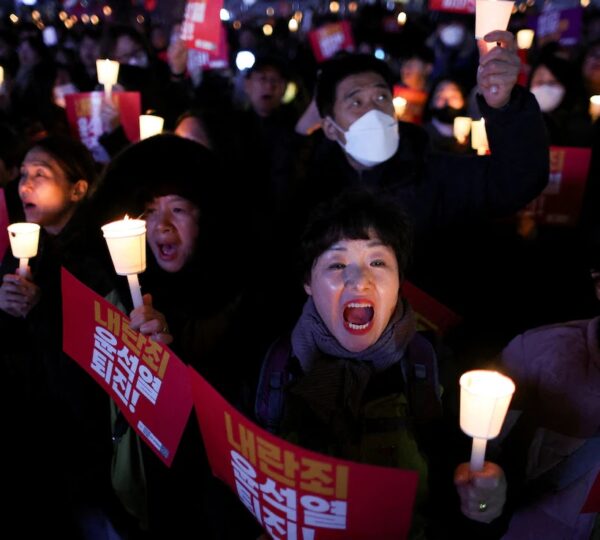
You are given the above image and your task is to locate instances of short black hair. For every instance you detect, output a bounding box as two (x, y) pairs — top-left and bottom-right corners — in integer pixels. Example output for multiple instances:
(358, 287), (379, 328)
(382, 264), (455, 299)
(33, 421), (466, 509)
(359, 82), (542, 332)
(300, 188), (412, 284)
(0, 123), (23, 170)
(246, 55), (289, 81)
(315, 53), (394, 118)
(30, 135), (97, 189)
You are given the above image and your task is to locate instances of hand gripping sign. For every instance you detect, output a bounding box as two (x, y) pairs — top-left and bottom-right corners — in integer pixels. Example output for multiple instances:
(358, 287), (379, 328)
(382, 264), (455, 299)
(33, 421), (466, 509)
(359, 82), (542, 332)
(61, 268), (193, 466)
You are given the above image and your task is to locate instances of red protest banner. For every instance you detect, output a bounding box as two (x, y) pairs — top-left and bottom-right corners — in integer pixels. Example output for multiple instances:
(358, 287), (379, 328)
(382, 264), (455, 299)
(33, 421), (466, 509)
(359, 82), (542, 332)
(403, 281), (462, 337)
(61, 268), (193, 466)
(187, 28), (229, 70)
(429, 0), (475, 14)
(65, 91), (141, 153)
(522, 146), (591, 226)
(181, 0), (223, 53)
(0, 189), (8, 261)
(393, 86), (428, 125)
(189, 367), (419, 540)
(308, 21), (355, 63)
(581, 469), (600, 513)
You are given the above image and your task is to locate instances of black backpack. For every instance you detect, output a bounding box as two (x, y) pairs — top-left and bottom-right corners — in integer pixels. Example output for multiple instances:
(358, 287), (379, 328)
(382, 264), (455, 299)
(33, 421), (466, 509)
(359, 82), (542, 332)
(255, 331), (443, 434)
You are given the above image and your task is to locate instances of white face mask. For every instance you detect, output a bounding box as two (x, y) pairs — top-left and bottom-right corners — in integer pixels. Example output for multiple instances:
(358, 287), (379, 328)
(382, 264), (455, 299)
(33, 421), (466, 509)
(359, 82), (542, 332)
(440, 25), (465, 48)
(530, 84), (565, 112)
(332, 109), (399, 167)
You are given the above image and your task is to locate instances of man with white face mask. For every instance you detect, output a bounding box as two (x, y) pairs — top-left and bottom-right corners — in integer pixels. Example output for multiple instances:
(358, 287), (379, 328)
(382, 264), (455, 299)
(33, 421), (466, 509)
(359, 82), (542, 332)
(303, 34), (549, 242)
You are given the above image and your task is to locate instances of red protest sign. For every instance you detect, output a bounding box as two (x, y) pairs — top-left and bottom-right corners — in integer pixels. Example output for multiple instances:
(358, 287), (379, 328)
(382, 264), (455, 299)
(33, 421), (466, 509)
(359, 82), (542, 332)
(581, 469), (600, 513)
(187, 28), (229, 71)
(0, 189), (8, 261)
(393, 86), (428, 125)
(523, 146), (591, 226)
(61, 268), (193, 466)
(403, 281), (462, 337)
(181, 0), (223, 53)
(189, 367), (419, 540)
(65, 91), (141, 154)
(308, 21), (355, 63)
(429, 0), (475, 14)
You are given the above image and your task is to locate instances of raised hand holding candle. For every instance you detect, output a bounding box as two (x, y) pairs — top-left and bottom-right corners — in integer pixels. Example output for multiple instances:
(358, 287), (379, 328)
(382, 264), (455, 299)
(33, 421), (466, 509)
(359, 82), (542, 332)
(139, 114), (165, 140)
(7, 223), (40, 277)
(475, 0), (514, 47)
(96, 59), (119, 100)
(101, 217), (146, 309)
(453, 116), (472, 144)
(459, 370), (515, 471)
(471, 119), (489, 155)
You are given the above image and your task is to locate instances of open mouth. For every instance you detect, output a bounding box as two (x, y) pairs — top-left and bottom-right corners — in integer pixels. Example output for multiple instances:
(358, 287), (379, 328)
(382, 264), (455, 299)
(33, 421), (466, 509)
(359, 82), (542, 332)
(23, 202), (36, 211)
(157, 243), (177, 261)
(343, 301), (374, 333)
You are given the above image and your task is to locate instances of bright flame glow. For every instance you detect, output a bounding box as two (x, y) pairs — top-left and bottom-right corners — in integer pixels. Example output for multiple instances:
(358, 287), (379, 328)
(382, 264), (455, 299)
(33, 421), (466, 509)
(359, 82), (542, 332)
(262, 23), (273, 36)
(329, 1), (340, 13)
(288, 18), (299, 32)
(236, 50), (255, 70)
(397, 12), (407, 25)
(220, 8), (231, 21)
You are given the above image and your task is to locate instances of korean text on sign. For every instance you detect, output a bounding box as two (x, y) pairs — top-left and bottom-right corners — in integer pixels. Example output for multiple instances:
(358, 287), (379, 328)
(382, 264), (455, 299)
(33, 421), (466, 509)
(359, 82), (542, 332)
(226, 412), (349, 539)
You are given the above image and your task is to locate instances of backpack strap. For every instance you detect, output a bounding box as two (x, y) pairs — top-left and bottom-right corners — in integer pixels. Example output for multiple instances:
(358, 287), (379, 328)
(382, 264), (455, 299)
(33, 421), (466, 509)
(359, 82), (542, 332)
(403, 332), (443, 425)
(255, 335), (293, 433)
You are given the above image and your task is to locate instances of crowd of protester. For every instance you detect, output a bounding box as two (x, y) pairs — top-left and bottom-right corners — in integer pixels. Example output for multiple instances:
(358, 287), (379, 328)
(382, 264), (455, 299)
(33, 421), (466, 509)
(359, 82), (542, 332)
(0, 4), (599, 539)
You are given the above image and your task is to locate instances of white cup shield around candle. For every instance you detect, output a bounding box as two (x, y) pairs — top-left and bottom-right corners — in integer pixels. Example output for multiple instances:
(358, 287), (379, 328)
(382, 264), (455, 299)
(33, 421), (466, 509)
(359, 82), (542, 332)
(139, 114), (165, 140)
(471, 119), (489, 151)
(101, 218), (146, 275)
(516, 29), (535, 49)
(475, 0), (514, 39)
(96, 59), (120, 86)
(454, 116), (472, 142)
(459, 370), (515, 439)
(7, 223), (40, 258)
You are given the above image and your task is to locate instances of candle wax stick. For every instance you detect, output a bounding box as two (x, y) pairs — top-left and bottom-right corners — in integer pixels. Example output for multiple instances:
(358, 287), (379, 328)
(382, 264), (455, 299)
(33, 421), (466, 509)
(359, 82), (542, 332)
(127, 273), (144, 309)
(18, 258), (28, 277)
(470, 437), (487, 472)
(104, 84), (112, 101)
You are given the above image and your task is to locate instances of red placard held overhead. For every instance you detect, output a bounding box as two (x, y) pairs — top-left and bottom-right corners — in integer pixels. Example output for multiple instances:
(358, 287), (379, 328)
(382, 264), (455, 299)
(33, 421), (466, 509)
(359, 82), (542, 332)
(429, 0), (475, 14)
(308, 21), (355, 63)
(65, 92), (141, 157)
(523, 146), (592, 227)
(61, 268), (193, 466)
(189, 367), (419, 540)
(180, 0), (224, 54)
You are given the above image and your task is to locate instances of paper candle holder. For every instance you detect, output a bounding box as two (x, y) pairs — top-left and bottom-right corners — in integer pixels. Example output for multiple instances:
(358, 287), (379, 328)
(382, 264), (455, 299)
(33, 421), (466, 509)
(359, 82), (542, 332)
(101, 219), (146, 276)
(7, 222), (41, 276)
(453, 116), (472, 144)
(471, 119), (489, 155)
(96, 59), (119, 99)
(139, 114), (165, 140)
(459, 370), (515, 439)
(475, 0), (514, 40)
(590, 95), (600, 121)
(393, 96), (407, 119)
(516, 29), (535, 50)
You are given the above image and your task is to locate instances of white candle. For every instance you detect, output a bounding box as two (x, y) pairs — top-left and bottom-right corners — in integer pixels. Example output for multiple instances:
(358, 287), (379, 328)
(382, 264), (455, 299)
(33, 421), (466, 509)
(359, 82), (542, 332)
(101, 217), (146, 309)
(459, 370), (515, 471)
(96, 59), (119, 100)
(0, 65), (4, 86)
(516, 29), (535, 50)
(590, 95), (600, 121)
(453, 116), (472, 144)
(471, 119), (489, 155)
(475, 0), (514, 42)
(139, 114), (165, 140)
(393, 96), (407, 120)
(7, 223), (40, 277)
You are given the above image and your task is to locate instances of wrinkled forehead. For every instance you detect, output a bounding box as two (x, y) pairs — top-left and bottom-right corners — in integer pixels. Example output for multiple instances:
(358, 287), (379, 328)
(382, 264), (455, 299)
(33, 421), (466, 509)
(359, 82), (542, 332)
(335, 71), (390, 103)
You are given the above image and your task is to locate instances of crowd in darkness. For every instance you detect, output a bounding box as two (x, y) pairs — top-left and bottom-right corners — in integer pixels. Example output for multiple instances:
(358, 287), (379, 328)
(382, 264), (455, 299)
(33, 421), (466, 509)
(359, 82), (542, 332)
(0, 3), (599, 539)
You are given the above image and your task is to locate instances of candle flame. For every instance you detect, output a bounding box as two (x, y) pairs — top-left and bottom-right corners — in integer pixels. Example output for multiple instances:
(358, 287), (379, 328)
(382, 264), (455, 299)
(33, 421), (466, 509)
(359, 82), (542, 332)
(124, 214), (130, 221)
